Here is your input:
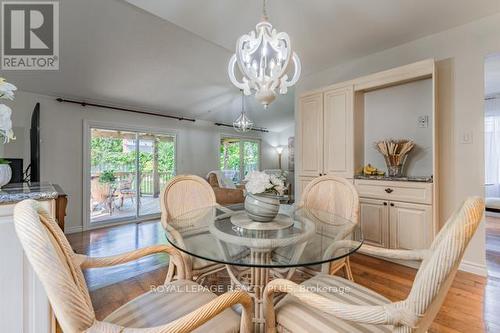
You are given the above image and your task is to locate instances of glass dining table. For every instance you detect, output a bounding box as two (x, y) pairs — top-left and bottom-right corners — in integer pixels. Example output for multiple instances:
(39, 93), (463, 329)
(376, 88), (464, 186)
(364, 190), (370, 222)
(165, 204), (363, 332)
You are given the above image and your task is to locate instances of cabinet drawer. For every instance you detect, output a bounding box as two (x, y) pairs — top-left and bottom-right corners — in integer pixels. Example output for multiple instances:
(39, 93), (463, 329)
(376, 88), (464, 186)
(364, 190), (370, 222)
(354, 180), (433, 205)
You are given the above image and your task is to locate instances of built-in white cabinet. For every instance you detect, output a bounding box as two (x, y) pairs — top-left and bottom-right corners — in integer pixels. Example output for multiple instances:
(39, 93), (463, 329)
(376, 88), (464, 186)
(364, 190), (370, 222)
(297, 176), (315, 197)
(0, 200), (55, 333)
(359, 198), (389, 248)
(389, 201), (433, 250)
(296, 60), (438, 261)
(298, 93), (323, 177)
(297, 86), (354, 200)
(323, 87), (354, 178)
(357, 180), (433, 251)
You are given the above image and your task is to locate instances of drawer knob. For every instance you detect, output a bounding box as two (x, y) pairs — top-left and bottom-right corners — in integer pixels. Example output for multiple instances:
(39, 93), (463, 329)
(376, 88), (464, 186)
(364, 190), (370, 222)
(383, 202), (388, 206)
(385, 188), (394, 194)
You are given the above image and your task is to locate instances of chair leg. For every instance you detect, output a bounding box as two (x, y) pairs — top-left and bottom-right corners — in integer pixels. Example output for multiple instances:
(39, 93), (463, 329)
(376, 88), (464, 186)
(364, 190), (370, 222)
(329, 260), (345, 276)
(344, 257), (354, 281)
(165, 262), (175, 283)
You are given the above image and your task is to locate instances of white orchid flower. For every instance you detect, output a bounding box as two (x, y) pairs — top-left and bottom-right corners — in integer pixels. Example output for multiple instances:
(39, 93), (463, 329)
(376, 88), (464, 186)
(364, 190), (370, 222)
(0, 78), (17, 100)
(0, 104), (15, 143)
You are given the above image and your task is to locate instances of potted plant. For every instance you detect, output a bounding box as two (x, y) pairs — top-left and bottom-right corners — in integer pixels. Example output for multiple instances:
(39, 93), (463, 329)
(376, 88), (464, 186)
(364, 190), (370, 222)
(0, 159), (12, 189)
(99, 170), (116, 184)
(243, 171), (286, 222)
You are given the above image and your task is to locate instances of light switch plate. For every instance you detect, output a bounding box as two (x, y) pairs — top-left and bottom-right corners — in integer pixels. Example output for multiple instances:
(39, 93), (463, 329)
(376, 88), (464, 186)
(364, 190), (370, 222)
(418, 116), (429, 128)
(460, 131), (473, 144)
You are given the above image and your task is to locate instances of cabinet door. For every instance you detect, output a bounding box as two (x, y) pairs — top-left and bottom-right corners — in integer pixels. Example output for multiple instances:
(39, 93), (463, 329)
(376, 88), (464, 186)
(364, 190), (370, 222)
(296, 176), (316, 204)
(360, 198), (389, 248)
(323, 86), (354, 178)
(389, 202), (433, 250)
(298, 93), (323, 177)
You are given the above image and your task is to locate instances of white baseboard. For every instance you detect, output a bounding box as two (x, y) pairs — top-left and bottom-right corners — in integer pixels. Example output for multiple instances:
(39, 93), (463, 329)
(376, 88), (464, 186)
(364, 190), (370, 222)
(459, 260), (488, 277)
(64, 225), (83, 234)
(359, 250), (488, 277)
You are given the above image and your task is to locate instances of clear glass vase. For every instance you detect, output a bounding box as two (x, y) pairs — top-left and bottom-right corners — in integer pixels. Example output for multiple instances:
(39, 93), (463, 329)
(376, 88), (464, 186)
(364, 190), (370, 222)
(384, 155), (408, 178)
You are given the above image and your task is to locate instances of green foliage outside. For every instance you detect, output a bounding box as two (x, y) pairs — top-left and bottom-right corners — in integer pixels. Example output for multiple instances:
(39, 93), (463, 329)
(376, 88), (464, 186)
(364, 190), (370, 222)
(219, 139), (260, 180)
(98, 170), (116, 184)
(91, 137), (175, 175)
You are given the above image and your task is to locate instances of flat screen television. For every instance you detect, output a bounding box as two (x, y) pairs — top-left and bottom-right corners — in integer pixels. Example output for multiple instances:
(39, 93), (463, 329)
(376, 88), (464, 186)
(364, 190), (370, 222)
(29, 103), (40, 183)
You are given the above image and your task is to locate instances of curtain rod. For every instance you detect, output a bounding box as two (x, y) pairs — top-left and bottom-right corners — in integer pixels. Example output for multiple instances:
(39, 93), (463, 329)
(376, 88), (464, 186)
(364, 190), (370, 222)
(214, 122), (269, 133)
(56, 98), (196, 122)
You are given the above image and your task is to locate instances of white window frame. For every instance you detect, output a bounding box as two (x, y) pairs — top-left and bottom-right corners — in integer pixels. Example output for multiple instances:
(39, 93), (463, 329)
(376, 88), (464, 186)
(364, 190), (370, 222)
(219, 134), (262, 182)
(83, 120), (178, 231)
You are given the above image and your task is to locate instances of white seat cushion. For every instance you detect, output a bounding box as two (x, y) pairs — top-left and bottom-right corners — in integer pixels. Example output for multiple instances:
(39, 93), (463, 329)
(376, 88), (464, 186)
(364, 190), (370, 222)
(104, 280), (240, 332)
(275, 274), (393, 333)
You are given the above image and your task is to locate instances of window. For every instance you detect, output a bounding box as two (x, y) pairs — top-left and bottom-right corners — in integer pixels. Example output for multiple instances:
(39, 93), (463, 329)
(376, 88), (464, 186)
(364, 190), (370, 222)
(220, 137), (260, 183)
(87, 126), (176, 225)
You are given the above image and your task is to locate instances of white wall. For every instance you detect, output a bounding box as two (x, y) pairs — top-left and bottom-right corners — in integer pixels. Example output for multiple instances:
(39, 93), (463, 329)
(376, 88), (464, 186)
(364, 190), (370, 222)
(296, 13), (500, 276)
(1, 90), (279, 233)
(262, 124), (296, 189)
(364, 79), (433, 177)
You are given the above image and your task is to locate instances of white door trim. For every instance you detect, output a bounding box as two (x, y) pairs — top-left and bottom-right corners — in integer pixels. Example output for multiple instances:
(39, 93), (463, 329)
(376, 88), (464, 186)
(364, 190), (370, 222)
(82, 120), (178, 231)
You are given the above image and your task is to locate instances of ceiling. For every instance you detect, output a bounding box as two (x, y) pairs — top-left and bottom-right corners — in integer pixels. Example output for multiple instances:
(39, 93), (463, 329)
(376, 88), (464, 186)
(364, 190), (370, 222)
(2, 0), (500, 132)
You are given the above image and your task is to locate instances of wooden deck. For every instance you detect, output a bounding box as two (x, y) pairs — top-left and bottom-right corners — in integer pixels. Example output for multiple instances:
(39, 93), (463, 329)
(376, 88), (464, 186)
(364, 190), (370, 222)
(91, 196), (160, 223)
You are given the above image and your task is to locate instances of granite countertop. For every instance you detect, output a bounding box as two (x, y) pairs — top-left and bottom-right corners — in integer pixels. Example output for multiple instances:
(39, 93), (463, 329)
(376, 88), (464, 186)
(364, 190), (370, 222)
(354, 175), (433, 183)
(0, 182), (63, 204)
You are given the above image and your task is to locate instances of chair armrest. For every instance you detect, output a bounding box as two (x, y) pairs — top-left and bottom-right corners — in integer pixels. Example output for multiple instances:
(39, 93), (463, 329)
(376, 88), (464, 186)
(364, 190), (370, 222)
(153, 290), (253, 333)
(77, 245), (186, 280)
(360, 244), (429, 261)
(264, 279), (418, 332)
(215, 203), (235, 214)
(84, 290), (253, 333)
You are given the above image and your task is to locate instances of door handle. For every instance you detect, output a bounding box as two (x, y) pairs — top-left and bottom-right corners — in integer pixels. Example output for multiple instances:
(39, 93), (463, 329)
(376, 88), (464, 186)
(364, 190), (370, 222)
(385, 188), (393, 194)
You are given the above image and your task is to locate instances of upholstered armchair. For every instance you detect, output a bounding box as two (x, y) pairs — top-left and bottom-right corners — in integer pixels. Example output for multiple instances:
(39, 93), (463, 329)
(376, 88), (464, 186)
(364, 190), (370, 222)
(207, 172), (245, 206)
(263, 197), (484, 333)
(13, 199), (253, 333)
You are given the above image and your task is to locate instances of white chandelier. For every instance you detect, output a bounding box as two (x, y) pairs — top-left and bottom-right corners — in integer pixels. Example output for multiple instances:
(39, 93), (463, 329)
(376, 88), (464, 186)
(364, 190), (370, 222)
(233, 90), (254, 132)
(228, 0), (301, 108)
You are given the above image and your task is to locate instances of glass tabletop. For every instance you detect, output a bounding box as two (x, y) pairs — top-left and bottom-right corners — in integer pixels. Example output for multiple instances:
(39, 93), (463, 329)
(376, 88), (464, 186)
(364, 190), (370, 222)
(164, 205), (363, 268)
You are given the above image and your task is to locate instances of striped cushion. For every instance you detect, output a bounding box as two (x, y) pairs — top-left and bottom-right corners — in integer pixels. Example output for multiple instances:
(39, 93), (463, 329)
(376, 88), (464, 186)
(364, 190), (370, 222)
(104, 280), (241, 332)
(275, 274), (393, 333)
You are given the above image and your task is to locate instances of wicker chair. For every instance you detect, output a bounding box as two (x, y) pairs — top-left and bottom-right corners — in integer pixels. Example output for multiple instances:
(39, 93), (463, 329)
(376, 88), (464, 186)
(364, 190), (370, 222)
(264, 197), (484, 333)
(13, 199), (253, 333)
(161, 175), (231, 282)
(299, 175), (360, 280)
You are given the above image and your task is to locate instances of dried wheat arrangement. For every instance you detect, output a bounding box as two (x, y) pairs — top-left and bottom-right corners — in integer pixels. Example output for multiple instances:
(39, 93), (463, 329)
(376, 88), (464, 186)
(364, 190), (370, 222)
(375, 139), (415, 166)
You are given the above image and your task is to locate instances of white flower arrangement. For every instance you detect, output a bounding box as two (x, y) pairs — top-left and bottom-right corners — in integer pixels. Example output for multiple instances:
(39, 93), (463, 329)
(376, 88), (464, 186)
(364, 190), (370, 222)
(244, 171), (287, 196)
(0, 78), (17, 143)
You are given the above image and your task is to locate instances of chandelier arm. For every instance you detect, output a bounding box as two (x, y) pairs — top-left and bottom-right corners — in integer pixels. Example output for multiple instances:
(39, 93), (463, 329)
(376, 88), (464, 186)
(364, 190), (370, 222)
(228, 55), (252, 95)
(279, 53), (301, 94)
(262, 0), (268, 21)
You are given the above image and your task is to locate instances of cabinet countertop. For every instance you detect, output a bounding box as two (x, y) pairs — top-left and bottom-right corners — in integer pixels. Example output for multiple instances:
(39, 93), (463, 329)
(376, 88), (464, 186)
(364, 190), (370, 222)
(0, 182), (63, 204)
(354, 175), (433, 183)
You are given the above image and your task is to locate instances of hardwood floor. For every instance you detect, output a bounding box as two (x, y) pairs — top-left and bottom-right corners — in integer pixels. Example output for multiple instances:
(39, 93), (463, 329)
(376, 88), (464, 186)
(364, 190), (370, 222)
(67, 218), (500, 332)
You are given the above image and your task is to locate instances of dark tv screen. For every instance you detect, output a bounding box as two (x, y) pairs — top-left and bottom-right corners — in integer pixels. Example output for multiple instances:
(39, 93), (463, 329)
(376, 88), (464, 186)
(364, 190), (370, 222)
(30, 103), (40, 183)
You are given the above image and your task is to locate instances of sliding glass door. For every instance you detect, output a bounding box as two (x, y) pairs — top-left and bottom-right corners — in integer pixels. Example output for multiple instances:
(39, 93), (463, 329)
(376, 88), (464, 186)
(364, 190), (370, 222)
(220, 137), (260, 183)
(88, 126), (176, 225)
